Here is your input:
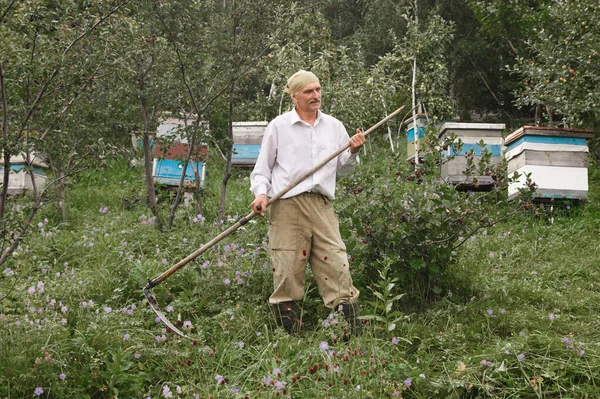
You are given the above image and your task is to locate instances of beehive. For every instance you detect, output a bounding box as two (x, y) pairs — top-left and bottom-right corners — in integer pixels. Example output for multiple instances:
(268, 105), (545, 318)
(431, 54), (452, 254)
(0, 153), (48, 195)
(504, 126), (594, 201)
(231, 121), (268, 167)
(405, 114), (428, 163)
(152, 117), (208, 188)
(439, 122), (505, 189)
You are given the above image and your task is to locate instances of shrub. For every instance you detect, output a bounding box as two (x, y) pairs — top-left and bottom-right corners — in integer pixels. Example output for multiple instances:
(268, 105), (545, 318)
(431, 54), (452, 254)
(339, 132), (534, 305)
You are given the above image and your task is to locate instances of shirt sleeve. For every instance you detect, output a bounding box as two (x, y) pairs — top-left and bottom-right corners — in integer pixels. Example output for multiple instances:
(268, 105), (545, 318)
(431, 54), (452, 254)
(250, 121), (277, 197)
(336, 123), (360, 178)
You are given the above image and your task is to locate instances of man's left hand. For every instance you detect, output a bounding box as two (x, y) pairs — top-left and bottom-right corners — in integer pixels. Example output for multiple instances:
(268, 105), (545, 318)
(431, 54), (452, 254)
(349, 129), (366, 154)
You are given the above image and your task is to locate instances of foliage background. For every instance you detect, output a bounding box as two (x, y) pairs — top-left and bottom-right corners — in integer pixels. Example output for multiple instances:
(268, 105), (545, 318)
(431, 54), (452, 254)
(1, 0), (600, 397)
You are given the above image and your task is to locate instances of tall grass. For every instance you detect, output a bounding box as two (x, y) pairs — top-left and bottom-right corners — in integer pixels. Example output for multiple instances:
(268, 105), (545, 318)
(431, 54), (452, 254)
(1, 142), (600, 398)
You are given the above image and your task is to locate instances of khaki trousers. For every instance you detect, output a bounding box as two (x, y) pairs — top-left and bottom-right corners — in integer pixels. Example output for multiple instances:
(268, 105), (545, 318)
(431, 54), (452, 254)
(268, 192), (360, 308)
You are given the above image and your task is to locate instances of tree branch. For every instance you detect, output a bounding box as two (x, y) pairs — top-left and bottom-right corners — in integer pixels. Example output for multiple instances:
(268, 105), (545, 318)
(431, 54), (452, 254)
(15, 1), (126, 143)
(0, 0), (17, 25)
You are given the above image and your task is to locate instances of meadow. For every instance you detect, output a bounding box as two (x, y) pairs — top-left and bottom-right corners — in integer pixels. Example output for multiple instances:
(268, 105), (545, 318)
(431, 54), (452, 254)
(1, 139), (600, 398)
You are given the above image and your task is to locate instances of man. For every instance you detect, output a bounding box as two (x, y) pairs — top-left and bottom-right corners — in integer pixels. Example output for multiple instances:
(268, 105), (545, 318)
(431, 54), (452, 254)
(250, 70), (365, 337)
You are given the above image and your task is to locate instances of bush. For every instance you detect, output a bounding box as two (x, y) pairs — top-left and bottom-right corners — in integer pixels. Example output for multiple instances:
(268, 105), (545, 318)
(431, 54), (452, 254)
(339, 132), (534, 305)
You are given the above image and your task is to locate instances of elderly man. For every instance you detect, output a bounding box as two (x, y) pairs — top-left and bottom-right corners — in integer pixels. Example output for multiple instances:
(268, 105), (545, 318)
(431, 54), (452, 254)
(250, 70), (365, 336)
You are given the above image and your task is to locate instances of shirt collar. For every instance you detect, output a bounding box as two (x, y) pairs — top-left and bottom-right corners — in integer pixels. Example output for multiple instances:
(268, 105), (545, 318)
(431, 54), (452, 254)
(290, 108), (322, 126)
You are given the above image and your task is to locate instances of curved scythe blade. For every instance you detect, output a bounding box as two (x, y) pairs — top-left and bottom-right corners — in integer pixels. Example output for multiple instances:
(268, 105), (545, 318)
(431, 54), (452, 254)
(143, 286), (190, 339)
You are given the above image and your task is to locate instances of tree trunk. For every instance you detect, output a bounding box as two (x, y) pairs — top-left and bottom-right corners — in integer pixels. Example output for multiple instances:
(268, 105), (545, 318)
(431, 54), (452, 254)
(411, 0), (419, 167)
(219, 83), (235, 222)
(546, 104), (554, 127)
(168, 124), (197, 229)
(218, 0), (237, 222)
(140, 94), (163, 231)
(0, 62), (9, 222)
(535, 103), (541, 126)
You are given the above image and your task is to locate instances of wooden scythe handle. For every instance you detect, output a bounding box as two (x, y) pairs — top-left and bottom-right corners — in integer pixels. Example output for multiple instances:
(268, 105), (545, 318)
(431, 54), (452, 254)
(144, 105), (405, 289)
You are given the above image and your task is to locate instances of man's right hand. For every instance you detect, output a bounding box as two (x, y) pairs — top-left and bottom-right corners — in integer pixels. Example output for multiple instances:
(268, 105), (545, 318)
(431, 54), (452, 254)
(251, 194), (267, 216)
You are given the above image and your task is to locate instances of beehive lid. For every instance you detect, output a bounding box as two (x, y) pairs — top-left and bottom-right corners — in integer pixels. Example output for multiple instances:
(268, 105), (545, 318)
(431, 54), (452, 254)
(439, 122), (506, 138)
(505, 126), (594, 146)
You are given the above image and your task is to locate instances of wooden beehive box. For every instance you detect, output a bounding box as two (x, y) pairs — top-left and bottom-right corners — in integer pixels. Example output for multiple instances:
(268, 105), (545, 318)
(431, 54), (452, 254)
(0, 153), (49, 195)
(152, 116), (208, 189)
(504, 126), (594, 201)
(231, 121), (268, 167)
(405, 114), (427, 163)
(439, 122), (505, 189)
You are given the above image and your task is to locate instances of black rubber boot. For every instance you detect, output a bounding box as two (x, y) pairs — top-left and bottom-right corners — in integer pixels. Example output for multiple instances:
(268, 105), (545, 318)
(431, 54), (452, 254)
(341, 301), (362, 339)
(271, 301), (300, 335)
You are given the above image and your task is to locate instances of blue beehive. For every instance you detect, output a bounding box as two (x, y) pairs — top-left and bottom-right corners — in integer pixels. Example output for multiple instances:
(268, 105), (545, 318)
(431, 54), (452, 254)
(152, 117), (208, 188)
(231, 121), (268, 167)
(405, 113), (427, 162)
(439, 122), (506, 189)
(504, 126), (593, 201)
(0, 153), (48, 195)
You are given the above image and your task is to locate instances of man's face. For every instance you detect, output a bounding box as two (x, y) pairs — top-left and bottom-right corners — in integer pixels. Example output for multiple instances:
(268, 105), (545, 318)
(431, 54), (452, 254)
(292, 81), (321, 114)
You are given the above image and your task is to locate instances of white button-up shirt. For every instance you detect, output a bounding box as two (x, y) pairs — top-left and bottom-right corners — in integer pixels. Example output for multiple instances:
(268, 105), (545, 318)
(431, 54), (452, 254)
(250, 108), (359, 200)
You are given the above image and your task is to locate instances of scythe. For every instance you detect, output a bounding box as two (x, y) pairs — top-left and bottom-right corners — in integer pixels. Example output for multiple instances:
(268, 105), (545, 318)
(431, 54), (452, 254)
(143, 105), (406, 337)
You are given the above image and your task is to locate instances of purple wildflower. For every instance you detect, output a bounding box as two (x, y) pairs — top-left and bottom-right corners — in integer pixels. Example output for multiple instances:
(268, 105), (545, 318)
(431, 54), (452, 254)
(549, 313), (555, 321)
(34, 387), (43, 396)
(215, 375), (225, 385)
(404, 377), (413, 387)
(391, 337), (399, 345)
(274, 381), (286, 390)
(517, 353), (525, 361)
(59, 373), (66, 380)
(224, 278), (231, 285)
(162, 385), (173, 398)
(319, 341), (329, 351)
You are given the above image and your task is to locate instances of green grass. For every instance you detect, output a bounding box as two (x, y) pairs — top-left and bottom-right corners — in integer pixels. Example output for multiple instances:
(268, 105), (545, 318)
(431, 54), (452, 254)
(1, 144), (600, 398)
